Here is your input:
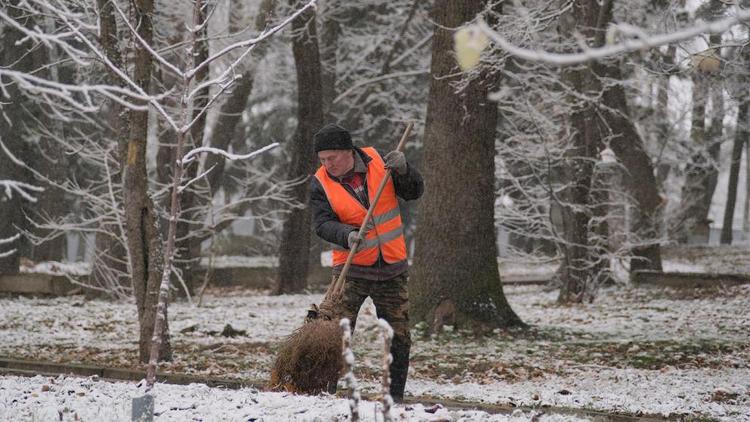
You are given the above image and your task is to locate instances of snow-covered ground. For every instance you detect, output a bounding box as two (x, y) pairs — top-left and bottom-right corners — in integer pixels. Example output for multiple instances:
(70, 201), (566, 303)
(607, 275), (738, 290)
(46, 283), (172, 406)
(1, 283), (749, 420)
(1, 374), (589, 421)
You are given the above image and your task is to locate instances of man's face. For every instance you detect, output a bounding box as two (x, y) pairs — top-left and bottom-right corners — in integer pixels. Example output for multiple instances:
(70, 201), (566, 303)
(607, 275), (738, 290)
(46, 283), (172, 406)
(318, 149), (355, 177)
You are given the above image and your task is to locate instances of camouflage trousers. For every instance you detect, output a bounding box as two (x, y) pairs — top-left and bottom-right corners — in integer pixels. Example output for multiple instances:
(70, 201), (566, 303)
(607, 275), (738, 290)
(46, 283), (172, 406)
(333, 273), (411, 400)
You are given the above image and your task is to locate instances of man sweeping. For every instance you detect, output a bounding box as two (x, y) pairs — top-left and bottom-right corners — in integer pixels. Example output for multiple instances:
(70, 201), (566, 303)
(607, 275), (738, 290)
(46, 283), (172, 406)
(310, 123), (424, 402)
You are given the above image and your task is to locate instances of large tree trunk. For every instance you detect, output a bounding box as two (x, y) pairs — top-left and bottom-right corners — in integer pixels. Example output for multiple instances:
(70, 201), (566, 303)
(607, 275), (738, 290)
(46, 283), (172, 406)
(123, 0), (171, 363)
(410, 0), (522, 332)
(274, 1), (324, 294)
(720, 101), (748, 244)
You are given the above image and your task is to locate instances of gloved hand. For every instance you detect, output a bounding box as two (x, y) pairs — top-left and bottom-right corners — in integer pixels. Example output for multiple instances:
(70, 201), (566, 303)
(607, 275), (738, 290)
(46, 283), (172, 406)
(347, 230), (364, 252)
(384, 150), (407, 175)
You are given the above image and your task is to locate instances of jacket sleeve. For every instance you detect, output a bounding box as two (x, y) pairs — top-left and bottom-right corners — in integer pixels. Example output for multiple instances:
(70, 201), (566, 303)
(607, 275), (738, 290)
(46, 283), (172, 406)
(310, 177), (357, 249)
(392, 162), (424, 201)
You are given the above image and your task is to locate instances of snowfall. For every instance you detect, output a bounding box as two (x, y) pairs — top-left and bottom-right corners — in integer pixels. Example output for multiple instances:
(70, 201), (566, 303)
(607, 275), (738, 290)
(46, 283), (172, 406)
(1, 249), (749, 421)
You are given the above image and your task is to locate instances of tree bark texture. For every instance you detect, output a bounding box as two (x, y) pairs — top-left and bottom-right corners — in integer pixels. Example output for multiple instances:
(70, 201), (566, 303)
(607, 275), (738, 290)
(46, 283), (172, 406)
(275, 1), (324, 294)
(410, 0), (523, 331)
(123, 0), (171, 363)
(720, 101), (748, 244)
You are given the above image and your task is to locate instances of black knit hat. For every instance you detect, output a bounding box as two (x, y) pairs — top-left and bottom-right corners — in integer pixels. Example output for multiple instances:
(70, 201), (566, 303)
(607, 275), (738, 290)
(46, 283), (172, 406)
(314, 123), (353, 153)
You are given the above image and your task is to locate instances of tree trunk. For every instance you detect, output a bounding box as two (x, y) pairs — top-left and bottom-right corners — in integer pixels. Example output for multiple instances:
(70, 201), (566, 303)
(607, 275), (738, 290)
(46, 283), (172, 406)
(703, 33), (725, 220)
(555, 0), (663, 286)
(319, 0), (341, 121)
(410, 0), (522, 332)
(123, 0), (171, 363)
(675, 73), (710, 242)
(175, 3), (209, 296)
(88, 0), (130, 293)
(654, 43), (675, 188)
(596, 61), (664, 273)
(309, 0), (342, 285)
(202, 0), (274, 218)
(274, 1), (324, 294)
(744, 139), (750, 234)
(0, 2), (36, 273)
(29, 19), (72, 264)
(720, 101), (748, 244)
(555, 0), (603, 303)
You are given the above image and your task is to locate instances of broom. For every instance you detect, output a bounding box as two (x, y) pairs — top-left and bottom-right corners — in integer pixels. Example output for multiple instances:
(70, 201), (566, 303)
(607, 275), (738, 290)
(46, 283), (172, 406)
(269, 123), (413, 395)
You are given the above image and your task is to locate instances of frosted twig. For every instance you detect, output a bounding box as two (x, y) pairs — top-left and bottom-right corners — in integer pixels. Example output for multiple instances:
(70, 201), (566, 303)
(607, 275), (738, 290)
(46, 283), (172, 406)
(0, 234), (20, 246)
(179, 164), (217, 194)
(0, 231), (21, 259)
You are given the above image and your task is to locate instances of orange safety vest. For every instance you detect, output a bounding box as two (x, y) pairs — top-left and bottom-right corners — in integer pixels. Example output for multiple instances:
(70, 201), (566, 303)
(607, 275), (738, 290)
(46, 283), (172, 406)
(314, 147), (408, 267)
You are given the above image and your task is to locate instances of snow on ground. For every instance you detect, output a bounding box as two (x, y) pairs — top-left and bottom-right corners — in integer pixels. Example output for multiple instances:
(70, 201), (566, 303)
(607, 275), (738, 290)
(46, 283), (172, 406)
(410, 367), (749, 419)
(1, 283), (749, 420)
(0, 374), (586, 421)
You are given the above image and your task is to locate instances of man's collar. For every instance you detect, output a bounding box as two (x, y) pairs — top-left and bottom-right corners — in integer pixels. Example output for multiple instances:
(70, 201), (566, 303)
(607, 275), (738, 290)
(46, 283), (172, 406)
(352, 150), (367, 173)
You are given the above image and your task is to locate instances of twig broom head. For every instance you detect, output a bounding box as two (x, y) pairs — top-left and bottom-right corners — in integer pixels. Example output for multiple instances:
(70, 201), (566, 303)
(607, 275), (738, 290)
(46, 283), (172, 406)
(269, 302), (344, 395)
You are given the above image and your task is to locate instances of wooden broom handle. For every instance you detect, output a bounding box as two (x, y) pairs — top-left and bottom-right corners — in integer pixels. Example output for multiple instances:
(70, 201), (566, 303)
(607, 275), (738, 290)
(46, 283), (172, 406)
(329, 123), (413, 299)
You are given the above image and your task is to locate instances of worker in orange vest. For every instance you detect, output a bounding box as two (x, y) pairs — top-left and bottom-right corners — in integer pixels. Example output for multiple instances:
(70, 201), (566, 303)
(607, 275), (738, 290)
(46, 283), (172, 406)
(310, 123), (423, 401)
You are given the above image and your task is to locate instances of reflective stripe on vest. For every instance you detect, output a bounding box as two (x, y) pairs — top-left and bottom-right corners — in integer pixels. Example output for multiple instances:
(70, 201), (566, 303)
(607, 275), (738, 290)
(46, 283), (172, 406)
(314, 147), (408, 267)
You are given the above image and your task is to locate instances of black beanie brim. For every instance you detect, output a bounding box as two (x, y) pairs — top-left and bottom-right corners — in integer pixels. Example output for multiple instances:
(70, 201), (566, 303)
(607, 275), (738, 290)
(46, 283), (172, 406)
(314, 123), (353, 153)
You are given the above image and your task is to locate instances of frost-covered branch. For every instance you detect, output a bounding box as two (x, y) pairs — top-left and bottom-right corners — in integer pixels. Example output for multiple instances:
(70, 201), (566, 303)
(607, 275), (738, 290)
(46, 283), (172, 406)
(181, 142), (280, 165)
(477, 6), (750, 65)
